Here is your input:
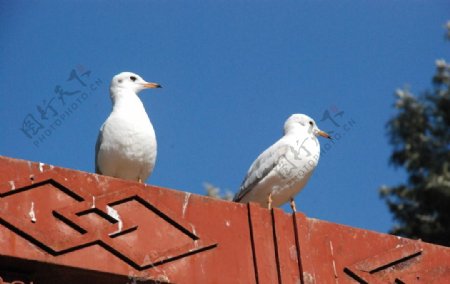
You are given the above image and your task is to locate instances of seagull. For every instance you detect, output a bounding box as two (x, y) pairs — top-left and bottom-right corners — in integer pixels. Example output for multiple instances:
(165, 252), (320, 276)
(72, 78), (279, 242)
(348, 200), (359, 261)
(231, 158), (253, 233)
(233, 114), (331, 211)
(95, 72), (162, 183)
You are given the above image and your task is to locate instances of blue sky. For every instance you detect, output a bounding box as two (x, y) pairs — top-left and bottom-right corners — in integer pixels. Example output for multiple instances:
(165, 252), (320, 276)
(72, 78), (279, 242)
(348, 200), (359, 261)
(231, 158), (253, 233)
(1, 1), (449, 234)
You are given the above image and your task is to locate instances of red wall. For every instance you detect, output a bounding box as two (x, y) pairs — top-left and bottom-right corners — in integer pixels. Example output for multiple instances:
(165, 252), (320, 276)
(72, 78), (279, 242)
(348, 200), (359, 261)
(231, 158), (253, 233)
(0, 156), (449, 283)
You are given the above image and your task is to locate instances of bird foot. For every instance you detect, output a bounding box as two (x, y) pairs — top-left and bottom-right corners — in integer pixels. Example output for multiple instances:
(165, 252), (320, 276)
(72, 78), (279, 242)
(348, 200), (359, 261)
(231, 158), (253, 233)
(290, 197), (297, 213)
(267, 192), (273, 210)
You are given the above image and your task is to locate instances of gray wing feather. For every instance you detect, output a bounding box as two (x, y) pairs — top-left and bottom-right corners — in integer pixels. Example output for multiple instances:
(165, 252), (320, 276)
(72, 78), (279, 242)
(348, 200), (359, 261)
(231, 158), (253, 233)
(94, 128), (103, 174)
(233, 140), (289, 202)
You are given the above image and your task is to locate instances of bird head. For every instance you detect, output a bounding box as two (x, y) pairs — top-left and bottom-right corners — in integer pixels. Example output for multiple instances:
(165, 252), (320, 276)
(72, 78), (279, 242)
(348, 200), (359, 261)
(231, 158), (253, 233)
(284, 114), (331, 139)
(110, 72), (162, 94)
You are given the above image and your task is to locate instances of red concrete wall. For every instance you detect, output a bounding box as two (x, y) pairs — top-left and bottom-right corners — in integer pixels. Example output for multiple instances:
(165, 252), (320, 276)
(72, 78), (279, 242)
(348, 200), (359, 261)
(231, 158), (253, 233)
(0, 156), (449, 283)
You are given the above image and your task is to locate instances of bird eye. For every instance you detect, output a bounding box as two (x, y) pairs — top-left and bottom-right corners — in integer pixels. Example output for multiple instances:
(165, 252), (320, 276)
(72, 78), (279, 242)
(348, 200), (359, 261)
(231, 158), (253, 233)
(130, 76), (137, 82)
(309, 121), (314, 126)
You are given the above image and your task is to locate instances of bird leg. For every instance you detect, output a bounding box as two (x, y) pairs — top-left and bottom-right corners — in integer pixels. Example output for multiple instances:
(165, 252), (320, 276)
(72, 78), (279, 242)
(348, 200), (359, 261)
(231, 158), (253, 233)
(267, 192), (273, 210)
(290, 197), (297, 213)
(138, 178), (142, 183)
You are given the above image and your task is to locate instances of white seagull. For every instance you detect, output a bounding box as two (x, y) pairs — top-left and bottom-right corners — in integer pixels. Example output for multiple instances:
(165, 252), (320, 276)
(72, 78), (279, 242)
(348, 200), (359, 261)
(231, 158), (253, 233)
(95, 72), (162, 183)
(233, 114), (331, 211)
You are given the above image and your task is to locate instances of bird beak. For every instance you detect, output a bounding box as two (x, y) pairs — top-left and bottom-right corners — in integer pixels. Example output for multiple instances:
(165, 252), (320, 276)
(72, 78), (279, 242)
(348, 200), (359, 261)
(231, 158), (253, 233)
(143, 82), (162, 89)
(317, 130), (332, 139)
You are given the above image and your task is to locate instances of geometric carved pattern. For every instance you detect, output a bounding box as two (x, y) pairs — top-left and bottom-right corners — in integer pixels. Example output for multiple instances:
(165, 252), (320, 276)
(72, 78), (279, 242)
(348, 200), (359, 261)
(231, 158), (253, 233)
(1, 157), (450, 283)
(293, 211), (450, 284)
(0, 178), (216, 270)
(344, 242), (423, 283)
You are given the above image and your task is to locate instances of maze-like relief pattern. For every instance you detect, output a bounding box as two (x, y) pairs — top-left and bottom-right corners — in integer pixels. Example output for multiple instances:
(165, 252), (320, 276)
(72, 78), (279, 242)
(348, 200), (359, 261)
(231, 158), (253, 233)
(344, 242), (424, 283)
(0, 178), (216, 270)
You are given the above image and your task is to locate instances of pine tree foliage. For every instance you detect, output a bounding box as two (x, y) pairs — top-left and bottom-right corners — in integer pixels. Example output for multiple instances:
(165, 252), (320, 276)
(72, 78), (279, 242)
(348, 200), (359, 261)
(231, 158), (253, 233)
(380, 25), (450, 246)
(204, 182), (234, 201)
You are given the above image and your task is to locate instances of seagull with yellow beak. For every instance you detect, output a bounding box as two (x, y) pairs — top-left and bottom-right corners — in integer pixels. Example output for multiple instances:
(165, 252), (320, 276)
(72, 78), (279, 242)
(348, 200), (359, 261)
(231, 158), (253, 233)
(234, 114), (331, 211)
(95, 72), (162, 183)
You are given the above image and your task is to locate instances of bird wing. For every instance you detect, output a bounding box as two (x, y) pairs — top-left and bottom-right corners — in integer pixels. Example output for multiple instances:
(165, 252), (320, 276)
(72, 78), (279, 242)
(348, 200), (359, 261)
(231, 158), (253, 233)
(94, 127), (104, 174)
(233, 139), (290, 202)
